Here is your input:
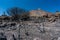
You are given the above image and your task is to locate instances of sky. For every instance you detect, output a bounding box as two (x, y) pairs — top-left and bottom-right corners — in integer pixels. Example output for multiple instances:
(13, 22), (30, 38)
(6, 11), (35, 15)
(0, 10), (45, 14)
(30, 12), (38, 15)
(0, 0), (60, 15)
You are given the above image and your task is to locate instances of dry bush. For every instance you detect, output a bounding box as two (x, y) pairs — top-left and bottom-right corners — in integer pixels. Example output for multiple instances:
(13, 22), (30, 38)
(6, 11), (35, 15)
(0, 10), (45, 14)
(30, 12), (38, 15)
(7, 7), (29, 21)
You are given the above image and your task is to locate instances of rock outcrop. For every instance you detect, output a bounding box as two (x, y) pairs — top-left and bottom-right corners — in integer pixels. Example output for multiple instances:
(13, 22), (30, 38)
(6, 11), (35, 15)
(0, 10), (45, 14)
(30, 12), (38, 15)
(29, 10), (47, 17)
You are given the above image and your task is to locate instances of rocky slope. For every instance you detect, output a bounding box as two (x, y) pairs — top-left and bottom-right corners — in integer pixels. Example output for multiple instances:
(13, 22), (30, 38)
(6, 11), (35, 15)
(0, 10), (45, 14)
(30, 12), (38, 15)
(0, 20), (60, 40)
(0, 9), (60, 40)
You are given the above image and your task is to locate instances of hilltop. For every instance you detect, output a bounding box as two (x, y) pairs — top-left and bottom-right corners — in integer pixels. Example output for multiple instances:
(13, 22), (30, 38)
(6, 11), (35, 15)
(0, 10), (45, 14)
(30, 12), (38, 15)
(0, 9), (60, 23)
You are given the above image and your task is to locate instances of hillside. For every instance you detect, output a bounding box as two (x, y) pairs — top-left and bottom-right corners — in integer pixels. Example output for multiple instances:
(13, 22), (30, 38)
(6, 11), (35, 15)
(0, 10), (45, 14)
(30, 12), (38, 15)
(0, 10), (60, 40)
